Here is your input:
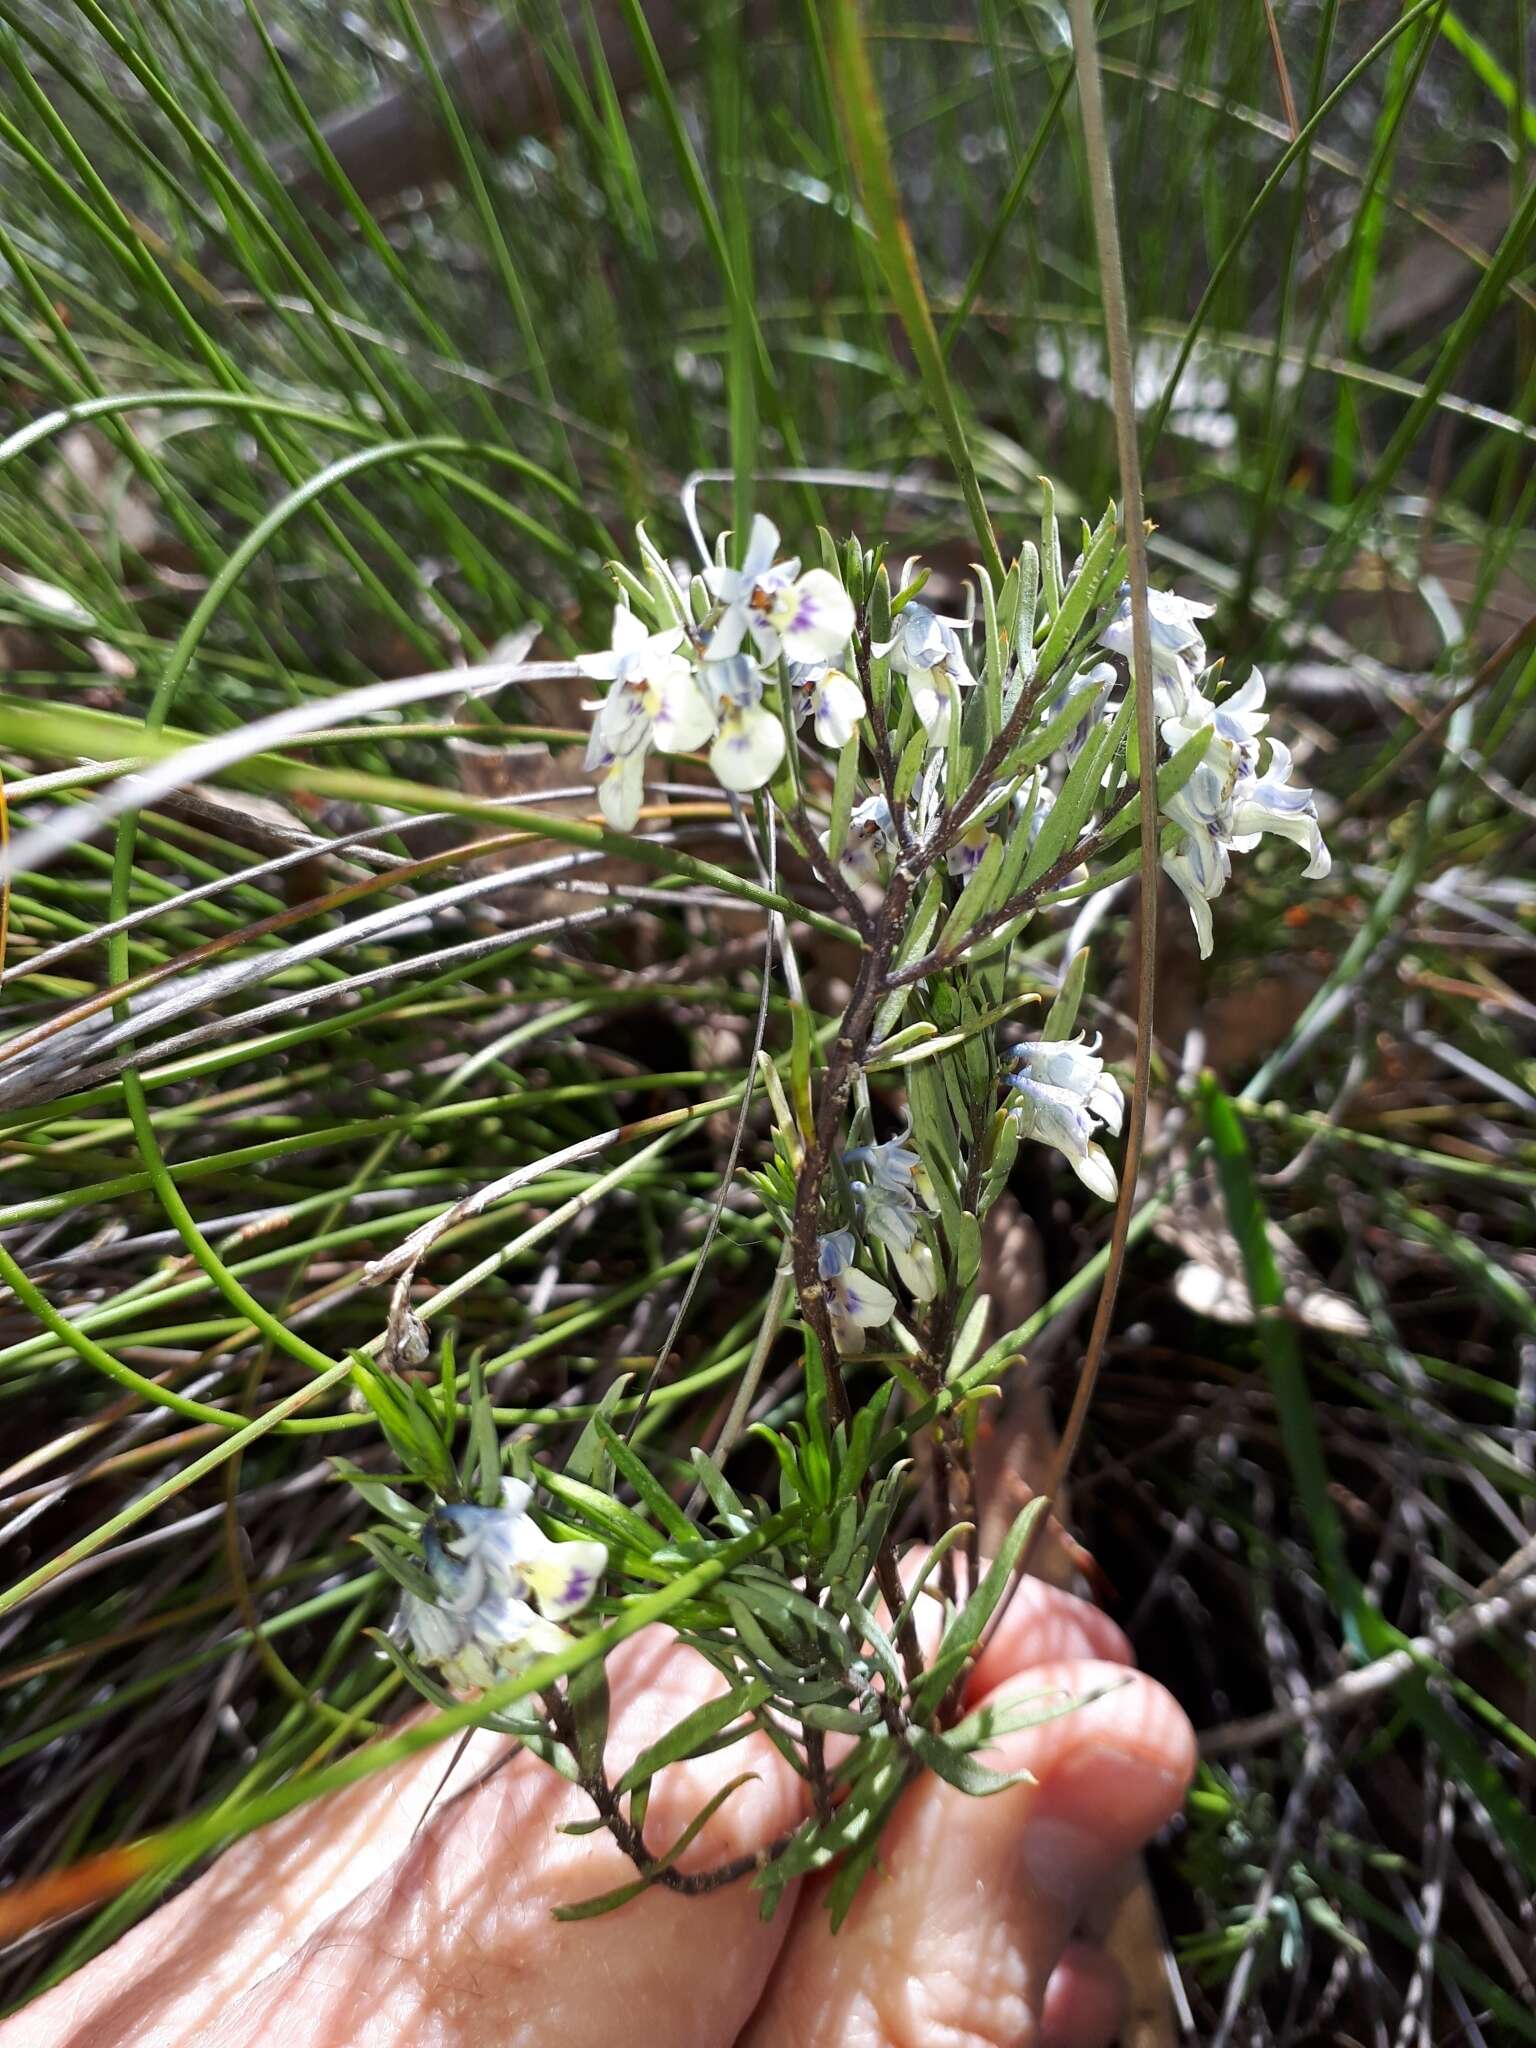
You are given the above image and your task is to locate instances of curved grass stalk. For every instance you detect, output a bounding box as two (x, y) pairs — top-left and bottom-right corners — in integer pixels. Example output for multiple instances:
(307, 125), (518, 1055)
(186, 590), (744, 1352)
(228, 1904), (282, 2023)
(1023, 0), (1159, 1532)
(0, 1360), (353, 1621)
(826, 0), (1005, 586)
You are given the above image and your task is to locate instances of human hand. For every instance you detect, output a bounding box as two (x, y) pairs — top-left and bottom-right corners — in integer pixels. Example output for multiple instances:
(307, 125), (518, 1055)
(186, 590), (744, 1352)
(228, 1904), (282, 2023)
(5, 1574), (1194, 2048)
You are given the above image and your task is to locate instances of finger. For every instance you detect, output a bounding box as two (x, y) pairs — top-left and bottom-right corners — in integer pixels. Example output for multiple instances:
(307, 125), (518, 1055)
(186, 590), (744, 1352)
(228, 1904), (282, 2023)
(963, 1574), (1132, 1700)
(819, 1566), (1129, 1780)
(1040, 1942), (1126, 2048)
(0, 1716), (516, 2048)
(890, 1547), (1133, 1688)
(191, 1628), (806, 2048)
(739, 1658), (1195, 2048)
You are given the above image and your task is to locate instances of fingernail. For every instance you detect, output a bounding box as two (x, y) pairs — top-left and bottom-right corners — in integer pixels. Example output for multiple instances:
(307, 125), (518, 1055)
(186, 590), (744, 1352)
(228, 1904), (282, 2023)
(1019, 1748), (1182, 1903)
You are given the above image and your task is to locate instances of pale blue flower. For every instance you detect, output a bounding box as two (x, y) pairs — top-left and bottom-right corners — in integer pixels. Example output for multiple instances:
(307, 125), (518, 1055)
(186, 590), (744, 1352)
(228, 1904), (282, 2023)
(1227, 740), (1330, 878)
(872, 601), (973, 749)
(843, 1135), (938, 1300)
(1098, 584), (1215, 715)
(400, 1478), (606, 1694)
(817, 1229), (897, 1354)
(1160, 666), (1267, 796)
(700, 652), (765, 711)
(844, 1131), (929, 1204)
(850, 1179), (937, 1301)
(1160, 672), (1329, 957)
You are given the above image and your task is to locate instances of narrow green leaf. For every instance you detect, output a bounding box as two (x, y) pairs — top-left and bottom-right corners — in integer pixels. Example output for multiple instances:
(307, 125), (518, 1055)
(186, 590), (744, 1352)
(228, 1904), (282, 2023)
(567, 1657), (611, 1779)
(1020, 689), (1134, 888)
(1013, 670), (1109, 775)
(1044, 946), (1091, 1041)
(827, 728), (862, 861)
(906, 1725), (1034, 1797)
(594, 1419), (695, 1542)
(1099, 720), (1215, 850)
(1032, 501), (1119, 679)
(935, 830), (1006, 952)
(1039, 478), (1064, 614)
(537, 1466), (664, 1557)
(615, 1679), (773, 1795)
(913, 1497), (1049, 1717)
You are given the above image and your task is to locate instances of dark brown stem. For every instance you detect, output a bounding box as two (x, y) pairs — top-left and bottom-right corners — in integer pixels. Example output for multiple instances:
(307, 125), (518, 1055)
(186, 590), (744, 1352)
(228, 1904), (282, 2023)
(803, 1725), (834, 1827)
(918, 1095), (990, 1606)
(917, 665), (1045, 872)
(786, 864), (926, 1686)
(544, 1687), (792, 1898)
(783, 797), (875, 938)
(881, 795), (1137, 992)
(788, 868), (913, 1422)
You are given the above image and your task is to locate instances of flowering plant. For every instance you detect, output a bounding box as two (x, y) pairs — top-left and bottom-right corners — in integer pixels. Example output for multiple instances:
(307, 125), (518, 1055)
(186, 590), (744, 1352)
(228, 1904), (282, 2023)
(343, 491), (1329, 1924)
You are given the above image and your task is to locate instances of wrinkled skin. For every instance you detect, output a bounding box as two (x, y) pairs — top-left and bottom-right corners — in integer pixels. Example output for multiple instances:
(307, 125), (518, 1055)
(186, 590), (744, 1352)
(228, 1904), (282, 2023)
(4, 1572), (1194, 2048)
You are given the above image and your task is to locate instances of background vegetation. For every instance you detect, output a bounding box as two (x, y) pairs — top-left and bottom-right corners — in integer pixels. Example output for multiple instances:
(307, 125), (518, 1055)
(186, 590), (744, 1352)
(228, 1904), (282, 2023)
(0, 0), (1532, 2038)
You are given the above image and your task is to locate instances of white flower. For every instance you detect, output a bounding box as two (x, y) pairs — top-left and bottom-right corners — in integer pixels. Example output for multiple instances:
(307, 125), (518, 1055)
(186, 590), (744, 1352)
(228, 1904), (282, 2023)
(1006, 1035), (1124, 1201)
(789, 661), (866, 748)
(400, 1478), (606, 1694)
(817, 1229), (897, 1355)
(583, 727), (649, 832)
(873, 601), (973, 751)
(1228, 740), (1330, 879)
(704, 514), (854, 665)
(711, 702), (786, 791)
(700, 652), (764, 711)
(1098, 584), (1215, 715)
(826, 791), (897, 889)
(1161, 666), (1267, 770)
(580, 605), (711, 758)
(850, 1178), (938, 1302)
(697, 652), (786, 794)
(852, 1173), (919, 1251)
(580, 604), (714, 827)
(890, 1236), (938, 1301)
(1159, 672), (1329, 959)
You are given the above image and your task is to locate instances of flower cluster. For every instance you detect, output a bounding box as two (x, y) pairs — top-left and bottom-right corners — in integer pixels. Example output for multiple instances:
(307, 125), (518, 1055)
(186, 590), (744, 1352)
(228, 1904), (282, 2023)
(400, 1478), (606, 1693)
(1005, 1034), (1125, 1200)
(845, 1132), (938, 1303)
(580, 515), (857, 831)
(1097, 588), (1331, 958)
